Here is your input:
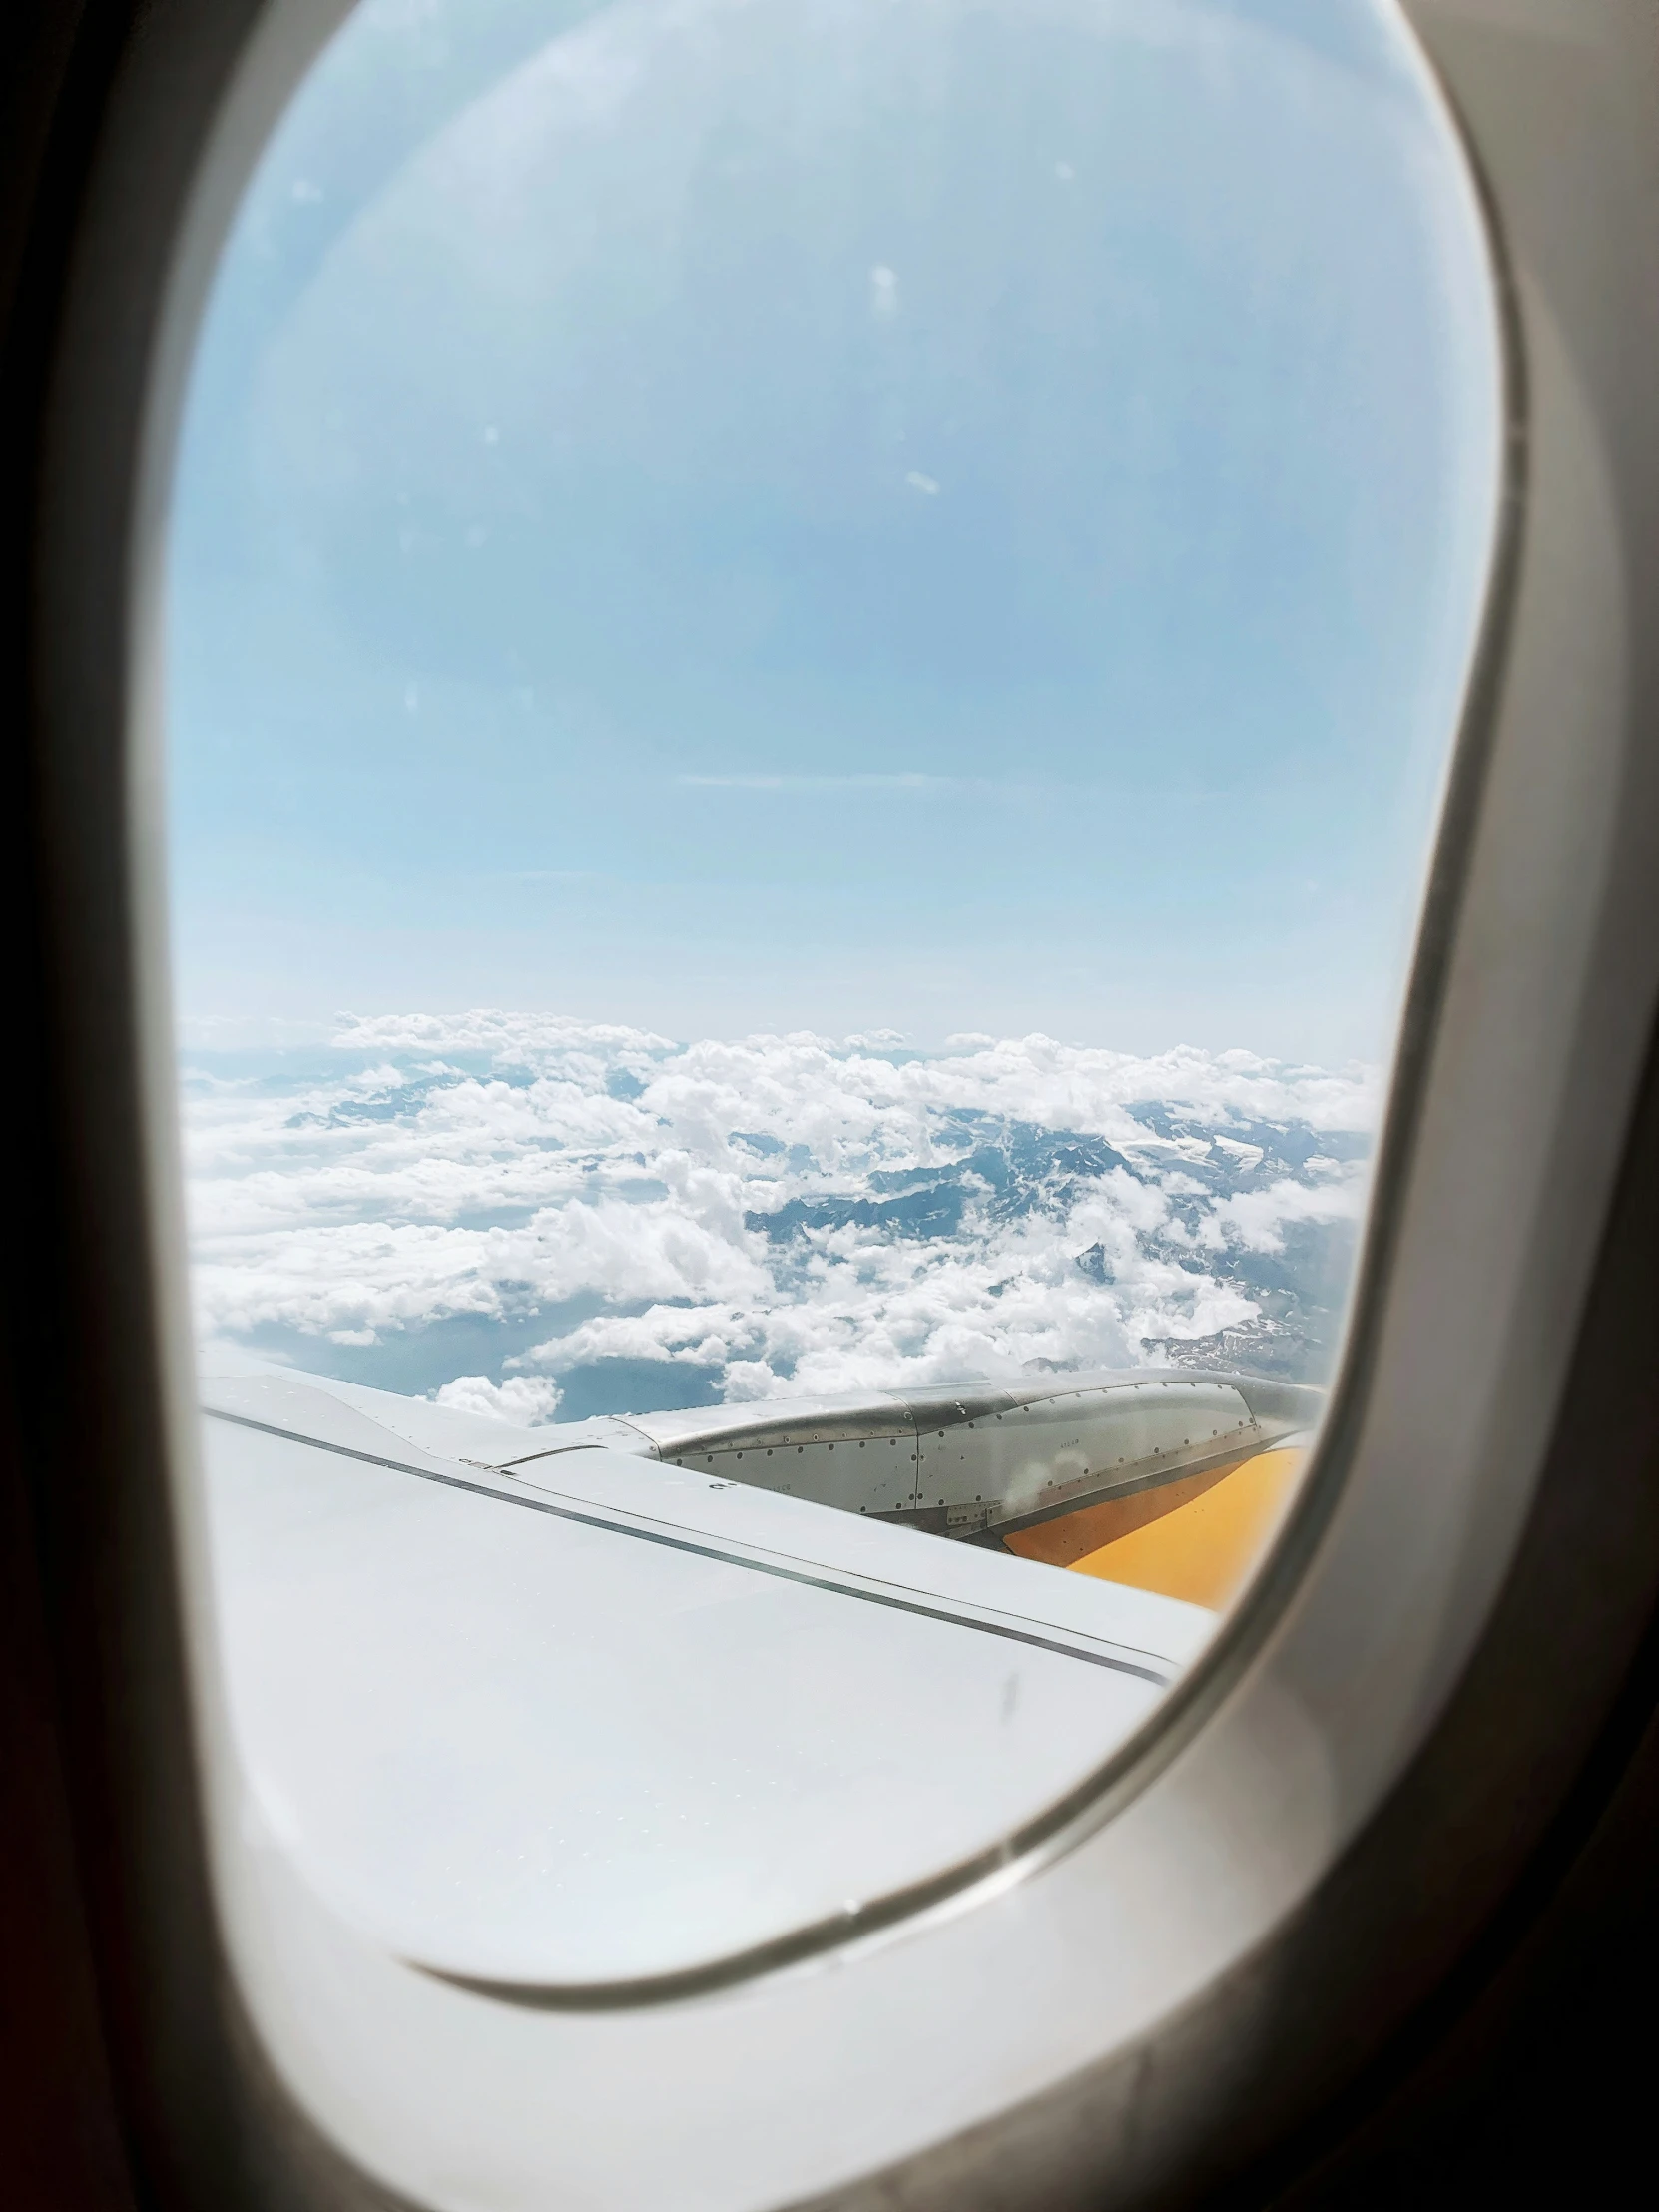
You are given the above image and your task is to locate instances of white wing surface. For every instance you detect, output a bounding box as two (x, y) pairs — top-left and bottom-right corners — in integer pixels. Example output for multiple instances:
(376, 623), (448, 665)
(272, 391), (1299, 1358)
(200, 1367), (1218, 1998)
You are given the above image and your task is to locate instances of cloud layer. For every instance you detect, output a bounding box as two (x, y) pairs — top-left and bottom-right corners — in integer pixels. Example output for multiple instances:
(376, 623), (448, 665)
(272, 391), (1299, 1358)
(183, 1013), (1375, 1423)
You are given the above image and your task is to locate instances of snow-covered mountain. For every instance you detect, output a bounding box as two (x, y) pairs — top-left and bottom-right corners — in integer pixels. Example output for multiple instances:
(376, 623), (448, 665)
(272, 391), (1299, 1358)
(181, 1014), (1376, 1425)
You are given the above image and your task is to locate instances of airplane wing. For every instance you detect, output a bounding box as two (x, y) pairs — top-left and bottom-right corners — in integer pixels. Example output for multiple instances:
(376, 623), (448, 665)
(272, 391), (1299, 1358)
(199, 1364), (1317, 2004)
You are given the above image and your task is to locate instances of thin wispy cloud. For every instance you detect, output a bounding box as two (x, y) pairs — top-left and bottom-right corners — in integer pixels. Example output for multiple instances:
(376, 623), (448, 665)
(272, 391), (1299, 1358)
(670, 771), (1202, 803)
(487, 868), (608, 883)
(675, 773), (956, 793)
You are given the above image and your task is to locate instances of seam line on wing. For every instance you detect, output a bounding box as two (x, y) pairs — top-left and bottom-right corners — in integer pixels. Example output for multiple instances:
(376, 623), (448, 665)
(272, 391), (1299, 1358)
(204, 1406), (1171, 1684)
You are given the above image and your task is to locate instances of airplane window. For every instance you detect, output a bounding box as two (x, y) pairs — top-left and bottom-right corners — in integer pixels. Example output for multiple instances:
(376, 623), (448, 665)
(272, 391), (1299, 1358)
(168, 0), (1501, 2001)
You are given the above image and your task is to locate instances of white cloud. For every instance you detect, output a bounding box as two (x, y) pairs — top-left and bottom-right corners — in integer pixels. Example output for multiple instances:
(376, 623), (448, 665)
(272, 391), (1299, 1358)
(182, 1012), (1376, 1407)
(1217, 1175), (1366, 1254)
(433, 1374), (564, 1426)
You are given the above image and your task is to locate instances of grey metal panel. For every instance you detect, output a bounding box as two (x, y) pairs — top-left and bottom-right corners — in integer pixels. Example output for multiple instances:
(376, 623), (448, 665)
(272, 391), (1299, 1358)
(674, 1430), (920, 1518)
(645, 1403), (916, 1455)
(1217, 1376), (1326, 1428)
(889, 1382), (1025, 1428)
(915, 1381), (1266, 1537)
(627, 1370), (1311, 1540)
(620, 1390), (916, 1456)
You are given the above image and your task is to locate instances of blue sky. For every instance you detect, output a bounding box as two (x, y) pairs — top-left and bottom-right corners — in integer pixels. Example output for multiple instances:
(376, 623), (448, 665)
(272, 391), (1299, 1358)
(167, 0), (1500, 1063)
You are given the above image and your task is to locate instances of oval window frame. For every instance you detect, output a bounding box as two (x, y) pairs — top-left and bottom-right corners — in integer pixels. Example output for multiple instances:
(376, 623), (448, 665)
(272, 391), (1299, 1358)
(23, 1), (1659, 2207)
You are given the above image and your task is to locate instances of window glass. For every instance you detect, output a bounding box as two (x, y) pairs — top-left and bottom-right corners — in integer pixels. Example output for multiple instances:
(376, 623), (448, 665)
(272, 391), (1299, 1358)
(170, 0), (1501, 1991)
